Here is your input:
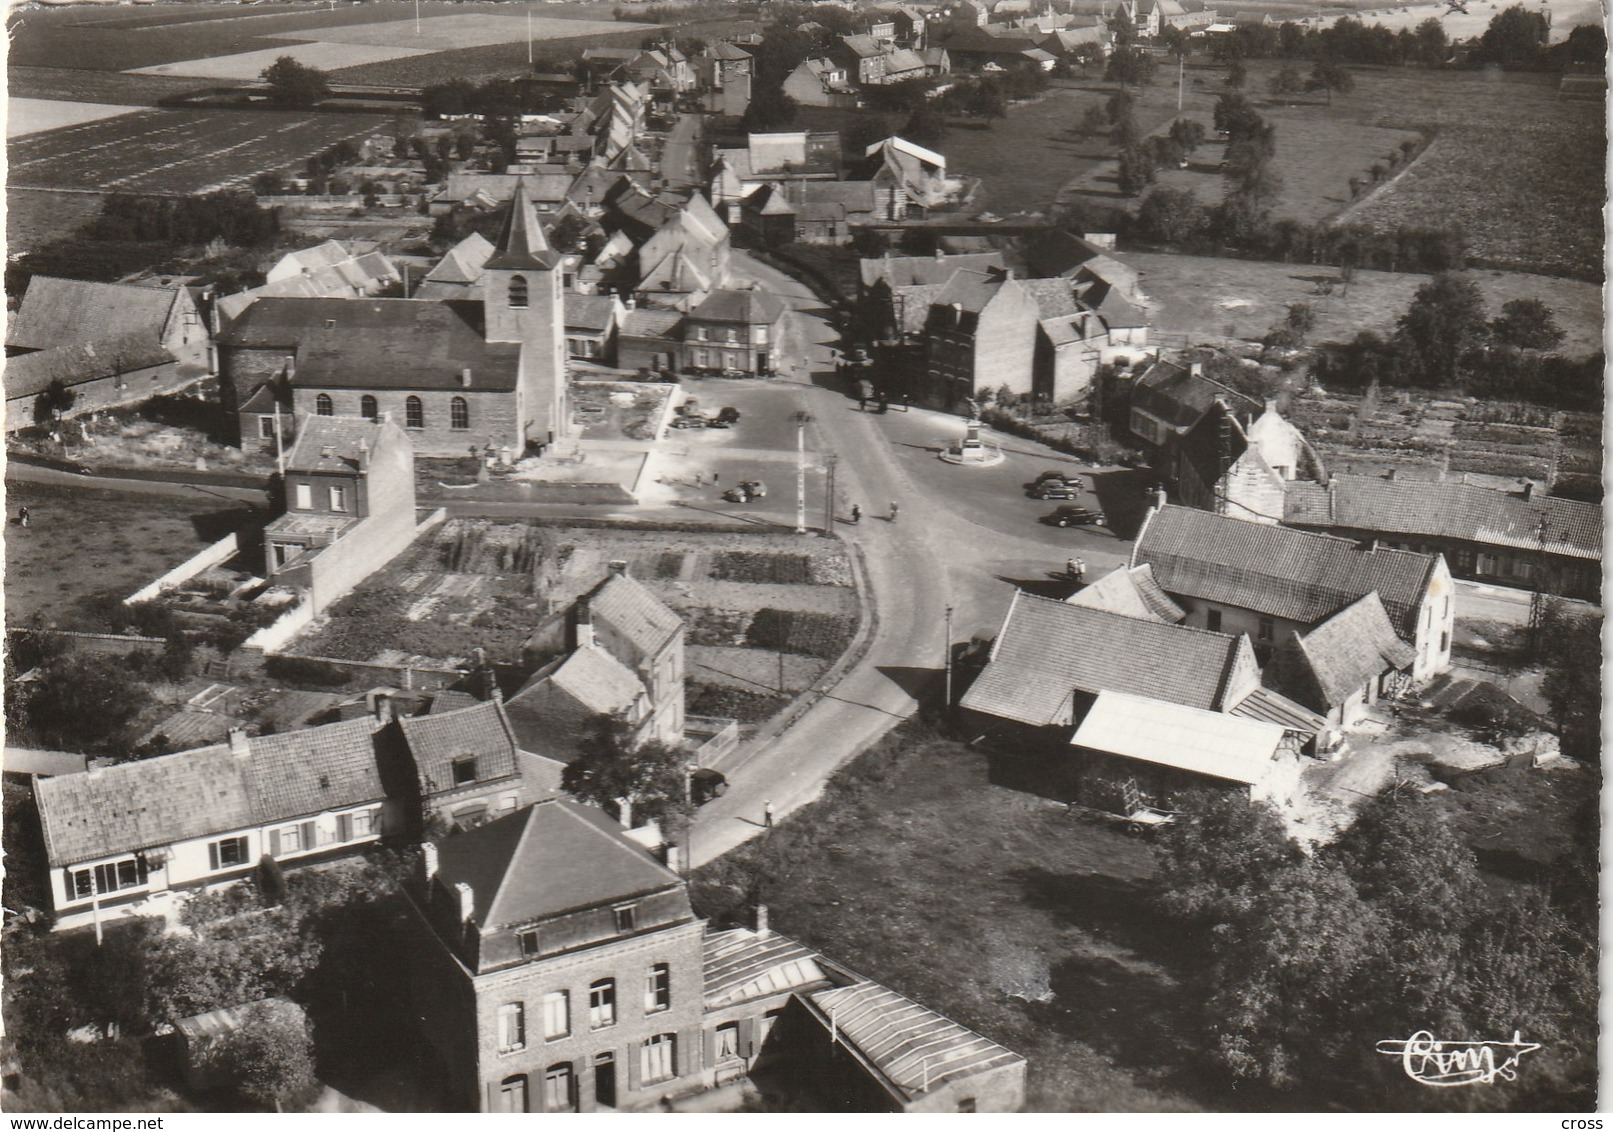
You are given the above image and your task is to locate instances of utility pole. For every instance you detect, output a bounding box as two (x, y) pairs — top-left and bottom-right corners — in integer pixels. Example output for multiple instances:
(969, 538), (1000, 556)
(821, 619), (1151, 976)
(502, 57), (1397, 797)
(822, 453), (837, 535)
(943, 605), (954, 713)
(794, 410), (812, 535)
(415, 0), (421, 35)
(1177, 49), (1184, 111)
(528, 7), (534, 66)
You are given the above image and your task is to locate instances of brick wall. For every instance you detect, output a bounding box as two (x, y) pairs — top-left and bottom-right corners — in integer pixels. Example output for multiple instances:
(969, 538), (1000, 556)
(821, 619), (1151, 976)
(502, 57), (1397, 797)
(6, 361), (195, 433)
(291, 387), (522, 459)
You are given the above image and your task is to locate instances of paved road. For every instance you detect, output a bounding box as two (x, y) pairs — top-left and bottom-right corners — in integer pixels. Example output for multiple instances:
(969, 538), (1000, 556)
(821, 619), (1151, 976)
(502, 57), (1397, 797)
(659, 114), (703, 193)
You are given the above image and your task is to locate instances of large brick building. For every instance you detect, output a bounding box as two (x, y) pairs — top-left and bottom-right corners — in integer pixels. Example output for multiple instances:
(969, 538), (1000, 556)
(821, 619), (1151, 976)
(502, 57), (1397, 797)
(218, 179), (570, 459)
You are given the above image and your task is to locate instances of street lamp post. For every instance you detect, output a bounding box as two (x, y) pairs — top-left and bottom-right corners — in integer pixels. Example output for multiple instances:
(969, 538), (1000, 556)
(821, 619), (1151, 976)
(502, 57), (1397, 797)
(944, 605), (954, 714)
(822, 453), (837, 536)
(794, 410), (812, 535)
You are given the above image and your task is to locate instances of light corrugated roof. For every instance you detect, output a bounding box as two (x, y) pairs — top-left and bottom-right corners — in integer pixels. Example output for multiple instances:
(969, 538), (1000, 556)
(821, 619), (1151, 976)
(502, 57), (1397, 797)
(703, 927), (830, 1008)
(1070, 690), (1286, 786)
(1228, 686), (1328, 734)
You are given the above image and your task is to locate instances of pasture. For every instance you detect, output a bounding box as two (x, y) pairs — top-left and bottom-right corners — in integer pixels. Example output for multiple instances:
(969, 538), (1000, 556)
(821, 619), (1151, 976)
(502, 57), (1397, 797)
(1127, 251), (1605, 356)
(7, 108), (394, 194)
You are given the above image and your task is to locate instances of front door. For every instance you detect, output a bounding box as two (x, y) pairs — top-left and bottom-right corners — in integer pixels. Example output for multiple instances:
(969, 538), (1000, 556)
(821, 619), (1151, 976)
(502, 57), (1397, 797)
(593, 1052), (616, 1109)
(756, 351), (769, 374)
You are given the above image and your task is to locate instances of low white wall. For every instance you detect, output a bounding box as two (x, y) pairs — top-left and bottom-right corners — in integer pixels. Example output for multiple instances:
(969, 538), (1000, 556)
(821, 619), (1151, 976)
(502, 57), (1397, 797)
(125, 533), (239, 605)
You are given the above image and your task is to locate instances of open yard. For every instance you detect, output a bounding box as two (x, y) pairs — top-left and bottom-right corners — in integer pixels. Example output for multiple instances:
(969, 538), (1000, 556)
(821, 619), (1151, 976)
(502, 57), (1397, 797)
(2, 481), (261, 629)
(7, 107), (394, 194)
(1127, 251), (1604, 356)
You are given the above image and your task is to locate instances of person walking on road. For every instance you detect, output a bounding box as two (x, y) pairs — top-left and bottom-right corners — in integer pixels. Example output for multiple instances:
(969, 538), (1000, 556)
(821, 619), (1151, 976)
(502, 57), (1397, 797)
(850, 503), (861, 524)
(888, 501), (899, 523)
(764, 800), (775, 829)
(1069, 557), (1086, 583)
(18, 507), (29, 528)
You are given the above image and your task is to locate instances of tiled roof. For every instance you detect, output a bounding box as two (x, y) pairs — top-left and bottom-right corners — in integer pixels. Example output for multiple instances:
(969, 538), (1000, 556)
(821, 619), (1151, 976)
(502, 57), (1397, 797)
(1023, 229), (1104, 279)
(1131, 362), (1258, 432)
(547, 645), (646, 715)
(429, 690), (483, 715)
(805, 982), (1024, 1103)
(619, 307), (684, 341)
(1286, 474), (1602, 562)
(423, 232), (495, 286)
(703, 927), (832, 1008)
(707, 40), (754, 59)
(931, 268), (1007, 315)
(1134, 505), (1437, 638)
(486, 180), (562, 272)
(3, 334), (174, 400)
(885, 47), (927, 71)
(1071, 690), (1286, 787)
(35, 717), (384, 867)
(788, 180), (877, 215)
(839, 32), (885, 56)
(218, 298), (521, 393)
(587, 572), (685, 659)
(3, 748), (88, 777)
(859, 252), (1005, 290)
(1278, 592), (1416, 708)
(283, 415), (385, 473)
(959, 592), (1254, 725)
(564, 293), (619, 333)
(691, 288), (788, 326)
(398, 700), (519, 796)
(1091, 287), (1147, 330)
(7, 277), (179, 352)
(1066, 564), (1186, 623)
(431, 799), (685, 927)
(1019, 277), (1079, 319)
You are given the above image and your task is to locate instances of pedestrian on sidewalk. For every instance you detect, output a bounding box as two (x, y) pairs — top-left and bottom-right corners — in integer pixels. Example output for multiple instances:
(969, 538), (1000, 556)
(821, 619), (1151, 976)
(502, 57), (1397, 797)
(850, 503), (861, 524)
(764, 800), (775, 829)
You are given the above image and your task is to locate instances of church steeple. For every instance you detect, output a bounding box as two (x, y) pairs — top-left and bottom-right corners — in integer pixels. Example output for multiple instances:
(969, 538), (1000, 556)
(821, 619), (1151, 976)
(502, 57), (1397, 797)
(486, 179), (562, 272)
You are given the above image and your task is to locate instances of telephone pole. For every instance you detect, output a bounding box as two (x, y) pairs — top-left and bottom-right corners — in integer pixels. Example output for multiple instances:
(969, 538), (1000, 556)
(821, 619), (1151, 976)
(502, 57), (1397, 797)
(794, 410), (812, 535)
(822, 453), (837, 535)
(943, 605), (954, 713)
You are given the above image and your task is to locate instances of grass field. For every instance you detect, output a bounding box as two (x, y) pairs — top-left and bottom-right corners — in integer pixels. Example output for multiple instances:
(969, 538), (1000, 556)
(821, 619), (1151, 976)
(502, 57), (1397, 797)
(1128, 251), (1605, 355)
(8, 108), (394, 194)
(7, 66), (211, 106)
(6, 189), (105, 253)
(7, 98), (144, 139)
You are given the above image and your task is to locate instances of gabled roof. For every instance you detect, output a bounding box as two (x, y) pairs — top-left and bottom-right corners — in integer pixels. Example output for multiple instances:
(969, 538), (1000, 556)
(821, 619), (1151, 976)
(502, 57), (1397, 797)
(885, 47), (928, 71)
(860, 251), (1005, 290)
(1019, 276), (1079, 320)
(564, 293), (620, 333)
(486, 179), (562, 271)
(959, 592), (1255, 726)
(35, 717), (384, 867)
(398, 700), (520, 796)
(839, 32), (886, 56)
(1276, 592), (1416, 708)
(1066, 564), (1186, 623)
(703, 927), (833, 1009)
(1130, 360), (1258, 432)
(1228, 685), (1329, 735)
(804, 982), (1024, 1104)
(586, 571), (684, 659)
(283, 415), (389, 474)
(3, 334), (175, 400)
(707, 40), (754, 60)
(619, 307), (684, 341)
(690, 288), (788, 326)
(423, 232), (496, 286)
(542, 645), (645, 716)
(1286, 474), (1602, 562)
(503, 647), (645, 763)
(1070, 690), (1287, 787)
(931, 268), (1009, 314)
(431, 799), (684, 928)
(1133, 505), (1439, 638)
(1023, 229), (1107, 280)
(8, 277), (182, 352)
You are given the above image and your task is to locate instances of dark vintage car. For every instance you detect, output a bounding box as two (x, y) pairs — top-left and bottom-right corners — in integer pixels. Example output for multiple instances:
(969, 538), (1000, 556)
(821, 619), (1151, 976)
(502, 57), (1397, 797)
(1027, 480), (1080, 500)
(689, 768), (728, 805)
(1043, 505), (1106, 528)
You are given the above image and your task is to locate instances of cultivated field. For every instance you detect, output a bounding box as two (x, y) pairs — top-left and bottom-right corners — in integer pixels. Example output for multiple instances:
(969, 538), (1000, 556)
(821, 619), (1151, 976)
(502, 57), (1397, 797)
(272, 12), (640, 50)
(7, 98), (144, 139)
(129, 41), (434, 81)
(7, 66), (209, 107)
(1128, 251), (1605, 355)
(6, 188), (105, 253)
(8, 108), (395, 194)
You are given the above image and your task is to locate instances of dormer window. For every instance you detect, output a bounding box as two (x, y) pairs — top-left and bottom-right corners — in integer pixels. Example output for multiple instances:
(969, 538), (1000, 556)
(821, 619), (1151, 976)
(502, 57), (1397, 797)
(452, 756), (478, 786)
(614, 904), (637, 933)
(509, 275), (529, 309)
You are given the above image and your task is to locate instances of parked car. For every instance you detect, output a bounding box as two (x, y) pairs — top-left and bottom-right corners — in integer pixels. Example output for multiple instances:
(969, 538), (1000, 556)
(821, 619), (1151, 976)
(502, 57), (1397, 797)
(715, 406), (741, 425)
(689, 768), (728, 805)
(723, 479), (768, 503)
(670, 415), (707, 429)
(1027, 480), (1080, 500)
(675, 397), (700, 417)
(1043, 504), (1106, 528)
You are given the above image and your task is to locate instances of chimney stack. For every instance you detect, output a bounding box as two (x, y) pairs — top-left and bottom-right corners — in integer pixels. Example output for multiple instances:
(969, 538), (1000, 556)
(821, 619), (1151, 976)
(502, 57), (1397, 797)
(461, 367), (473, 388)
(454, 881), (475, 925)
(372, 690), (394, 723)
(1385, 467), (1397, 481)
(575, 597), (595, 648)
(1521, 481), (1535, 502)
(608, 560), (629, 576)
(227, 728), (250, 758)
(755, 903), (770, 936)
(933, 247), (944, 261)
(423, 842), (439, 883)
(1153, 487), (1167, 512)
(1264, 398), (1279, 415)
(1188, 361), (1203, 377)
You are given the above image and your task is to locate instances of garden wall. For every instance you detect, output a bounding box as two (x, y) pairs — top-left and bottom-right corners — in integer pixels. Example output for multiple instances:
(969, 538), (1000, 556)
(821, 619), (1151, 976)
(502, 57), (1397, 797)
(124, 533), (240, 605)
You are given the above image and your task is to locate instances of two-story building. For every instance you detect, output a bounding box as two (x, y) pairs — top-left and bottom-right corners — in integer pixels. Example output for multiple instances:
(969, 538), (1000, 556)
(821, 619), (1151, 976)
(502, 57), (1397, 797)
(920, 268), (1040, 411)
(679, 289), (788, 376)
(392, 700), (539, 834)
(34, 720), (389, 932)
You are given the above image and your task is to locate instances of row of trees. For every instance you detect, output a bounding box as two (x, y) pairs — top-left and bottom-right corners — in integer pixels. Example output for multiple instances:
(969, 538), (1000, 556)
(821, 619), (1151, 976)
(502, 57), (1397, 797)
(1154, 786), (1597, 1105)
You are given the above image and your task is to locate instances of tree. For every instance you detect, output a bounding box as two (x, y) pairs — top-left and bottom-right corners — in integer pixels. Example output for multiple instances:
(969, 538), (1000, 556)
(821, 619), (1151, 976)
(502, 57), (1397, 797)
(1135, 187), (1210, 245)
(1413, 16), (1449, 65)
(4, 652), (153, 755)
(741, 84), (798, 132)
(968, 79), (1008, 123)
(33, 378), (76, 427)
(1105, 45), (1157, 88)
(1265, 301), (1316, 348)
(1268, 63), (1303, 96)
(1224, 58), (1247, 89)
(1153, 790), (1302, 924)
(1078, 102), (1110, 138)
(1212, 92), (1263, 142)
(561, 716), (695, 832)
(1167, 117), (1205, 154)
(1490, 297), (1565, 352)
(1307, 59), (1354, 104)
(1538, 606), (1601, 760)
(1478, 4), (1550, 65)
(200, 1002), (318, 1111)
(259, 56), (331, 110)
(1565, 24), (1607, 71)
(1394, 271), (1487, 386)
(1116, 146), (1157, 195)
(902, 104), (947, 150)
(1105, 88), (1135, 124)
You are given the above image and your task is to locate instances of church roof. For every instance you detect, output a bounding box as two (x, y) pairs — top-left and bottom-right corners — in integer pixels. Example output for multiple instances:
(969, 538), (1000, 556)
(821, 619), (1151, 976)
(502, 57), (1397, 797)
(485, 179), (562, 272)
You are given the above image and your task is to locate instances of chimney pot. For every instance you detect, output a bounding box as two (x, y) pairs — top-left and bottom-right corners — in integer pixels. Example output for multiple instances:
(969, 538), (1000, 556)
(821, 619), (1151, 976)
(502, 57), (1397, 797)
(1189, 361), (1203, 377)
(609, 560), (628, 576)
(1521, 481), (1535, 502)
(1385, 468), (1397, 481)
(755, 902), (770, 936)
(423, 842), (439, 882)
(227, 728), (250, 757)
(454, 881), (475, 924)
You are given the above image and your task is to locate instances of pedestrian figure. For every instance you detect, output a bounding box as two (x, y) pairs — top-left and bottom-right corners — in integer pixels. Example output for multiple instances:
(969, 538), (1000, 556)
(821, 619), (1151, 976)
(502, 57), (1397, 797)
(902, 394), (911, 411)
(888, 501), (899, 522)
(1073, 558), (1085, 583)
(764, 800), (775, 829)
(694, 472), (703, 487)
(17, 507), (29, 528)
(850, 503), (861, 524)
(712, 472), (719, 485)
(1067, 558), (1079, 579)
(878, 397), (888, 414)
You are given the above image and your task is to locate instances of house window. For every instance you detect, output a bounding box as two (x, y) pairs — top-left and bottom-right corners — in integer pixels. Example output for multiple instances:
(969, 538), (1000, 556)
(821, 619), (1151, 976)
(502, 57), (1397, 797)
(315, 393), (333, 416)
(1257, 617), (1274, 643)
(692, 325), (707, 342)
(258, 416), (277, 440)
(452, 756), (477, 786)
(352, 809), (374, 838)
(329, 485), (349, 513)
(406, 396), (424, 430)
(207, 836), (249, 871)
(499, 1075), (528, 1113)
(360, 394), (378, 421)
(451, 396), (470, 431)
(589, 979), (616, 1029)
(498, 1002), (526, 1052)
(294, 483), (313, 510)
(543, 990), (569, 1039)
(715, 1022), (740, 1061)
(645, 963), (670, 1013)
(543, 1063), (575, 1112)
(641, 1033), (676, 1084)
(521, 930), (542, 958)
(754, 324), (769, 345)
(1441, 630), (1451, 653)
(1205, 609), (1222, 633)
(69, 858), (143, 901)
(692, 348), (709, 368)
(509, 275), (529, 309)
(958, 1098), (977, 1113)
(614, 905), (637, 933)
(272, 824), (302, 856)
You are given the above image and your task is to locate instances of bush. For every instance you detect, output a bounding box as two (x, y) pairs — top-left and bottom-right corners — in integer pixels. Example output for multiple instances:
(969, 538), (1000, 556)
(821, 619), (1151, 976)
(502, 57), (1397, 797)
(710, 551), (813, 585)
(745, 609), (856, 660)
(263, 655), (351, 689)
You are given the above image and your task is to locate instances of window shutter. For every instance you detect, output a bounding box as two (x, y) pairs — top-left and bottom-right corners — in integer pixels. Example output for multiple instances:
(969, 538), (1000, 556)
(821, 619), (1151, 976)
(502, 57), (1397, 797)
(739, 1017), (756, 1059)
(337, 813), (353, 842)
(678, 1027), (700, 1077)
(208, 842), (220, 871)
(269, 829), (281, 858)
(626, 1042), (642, 1093)
(485, 1081), (500, 1113)
(302, 821), (317, 849)
(703, 1026), (717, 1068)
(64, 871), (77, 903)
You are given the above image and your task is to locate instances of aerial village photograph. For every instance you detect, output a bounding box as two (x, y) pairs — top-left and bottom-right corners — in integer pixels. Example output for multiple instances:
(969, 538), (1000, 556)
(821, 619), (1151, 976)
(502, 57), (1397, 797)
(0, 0), (1603, 1116)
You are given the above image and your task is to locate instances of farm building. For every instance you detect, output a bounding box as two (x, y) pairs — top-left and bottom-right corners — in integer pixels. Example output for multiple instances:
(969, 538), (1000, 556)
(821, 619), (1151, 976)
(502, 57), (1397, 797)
(217, 179), (571, 459)
(1283, 474), (1603, 602)
(1263, 592), (1416, 729)
(1068, 691), (1301, 812)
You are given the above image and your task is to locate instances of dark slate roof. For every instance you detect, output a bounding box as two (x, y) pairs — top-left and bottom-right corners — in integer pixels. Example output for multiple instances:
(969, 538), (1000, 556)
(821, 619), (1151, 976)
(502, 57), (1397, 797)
(1131, 361), (1259, 432)
(398, 700), (520, 796)
(1286, 474), (1602, 562)
(218, 298), (521, 392)
(859, 251), (1005, 290)
(1134, 505), (1438, 638)
(804, 982), (1025, 1104)
(586, 571), (684, 660)
(431, 799), (684, 928)
(35, 718), (383, 867)
(3, 334), (174, 400)
(619, 307), (684, 342)
(1281, 592), (1416, 708)
(959, 591), (1254, 726)
(707, 40), (754, 59)
(690, 288), (788, 326)
(564, 293), (619, 333)
(703, 927), (833, 1009)
(485, 179), (562, 271)
(7, 277), (179, 352)
(283, 415), (385, 473)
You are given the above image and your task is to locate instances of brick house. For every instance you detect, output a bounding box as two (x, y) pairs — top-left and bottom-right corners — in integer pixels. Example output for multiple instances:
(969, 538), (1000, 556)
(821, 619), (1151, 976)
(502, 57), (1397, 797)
(218, 179), (570, 459)
(391, 700), (544, 835)
(920, 268), (1040, 411)
(680, 289), (788, 376)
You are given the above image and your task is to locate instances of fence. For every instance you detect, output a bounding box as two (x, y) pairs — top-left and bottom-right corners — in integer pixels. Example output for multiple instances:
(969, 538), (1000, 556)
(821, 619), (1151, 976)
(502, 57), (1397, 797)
(125, 533), (240, 605)
(685, 715), (740, 765)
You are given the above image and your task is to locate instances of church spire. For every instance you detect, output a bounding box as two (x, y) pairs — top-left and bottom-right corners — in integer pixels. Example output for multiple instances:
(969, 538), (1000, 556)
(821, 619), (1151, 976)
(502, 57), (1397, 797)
(486, 179), (561, 271)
